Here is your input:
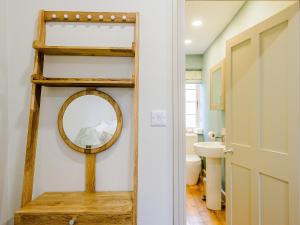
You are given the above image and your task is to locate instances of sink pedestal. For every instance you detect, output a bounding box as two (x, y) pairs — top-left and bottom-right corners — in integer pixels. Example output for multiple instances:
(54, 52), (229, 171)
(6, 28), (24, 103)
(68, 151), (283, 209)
(206, 158), (222, 210)
(194, 142), (224, 211)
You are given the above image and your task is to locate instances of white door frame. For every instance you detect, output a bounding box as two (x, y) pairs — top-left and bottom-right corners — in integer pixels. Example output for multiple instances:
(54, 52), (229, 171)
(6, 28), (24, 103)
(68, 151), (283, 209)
(172, 1), (300, 225)
(172, 0), (185, 224)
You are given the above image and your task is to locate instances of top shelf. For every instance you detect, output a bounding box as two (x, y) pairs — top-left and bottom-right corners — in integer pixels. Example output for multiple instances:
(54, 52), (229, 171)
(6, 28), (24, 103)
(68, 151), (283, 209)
(44, 11), (137, 23)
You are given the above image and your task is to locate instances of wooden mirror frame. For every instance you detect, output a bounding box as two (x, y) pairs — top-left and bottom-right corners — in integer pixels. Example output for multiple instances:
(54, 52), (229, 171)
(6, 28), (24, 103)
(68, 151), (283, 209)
(210, 59), (225, 111)
(58, 89), (123, 154)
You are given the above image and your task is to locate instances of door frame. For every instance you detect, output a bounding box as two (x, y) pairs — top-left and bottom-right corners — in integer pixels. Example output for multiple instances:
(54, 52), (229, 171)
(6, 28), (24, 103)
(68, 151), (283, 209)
(172, 1), (300, 225)
(172, 0), (185, 224)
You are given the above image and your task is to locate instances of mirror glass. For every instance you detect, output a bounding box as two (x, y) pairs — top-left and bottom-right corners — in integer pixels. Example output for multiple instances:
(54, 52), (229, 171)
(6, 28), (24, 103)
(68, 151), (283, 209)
(62, 95), (118, 149)
(210, 59), (225, 110)
(212, 68), (222, 105)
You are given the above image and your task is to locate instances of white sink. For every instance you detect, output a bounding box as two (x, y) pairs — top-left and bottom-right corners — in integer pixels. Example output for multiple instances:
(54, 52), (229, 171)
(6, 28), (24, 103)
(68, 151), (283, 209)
(194, 142), (225, 158)
(193, 142), (225, 211)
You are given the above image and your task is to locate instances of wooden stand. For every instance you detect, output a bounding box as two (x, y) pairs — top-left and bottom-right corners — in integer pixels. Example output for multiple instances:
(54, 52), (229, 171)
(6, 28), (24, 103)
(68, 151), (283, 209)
(15, 10), (139, 225)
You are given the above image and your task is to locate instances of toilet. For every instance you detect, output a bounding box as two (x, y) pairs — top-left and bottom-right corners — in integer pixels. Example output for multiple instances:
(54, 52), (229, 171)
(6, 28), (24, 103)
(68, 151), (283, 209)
(186, 133), (201, 185)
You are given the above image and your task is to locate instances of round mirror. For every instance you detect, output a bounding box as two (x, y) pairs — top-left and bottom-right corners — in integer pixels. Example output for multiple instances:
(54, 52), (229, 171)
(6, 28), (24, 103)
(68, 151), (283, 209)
(58, 90), (122, 154)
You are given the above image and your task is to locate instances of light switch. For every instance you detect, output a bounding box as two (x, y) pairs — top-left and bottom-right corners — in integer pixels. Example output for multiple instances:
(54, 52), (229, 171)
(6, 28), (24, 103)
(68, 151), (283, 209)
(151, 110), (167, 127)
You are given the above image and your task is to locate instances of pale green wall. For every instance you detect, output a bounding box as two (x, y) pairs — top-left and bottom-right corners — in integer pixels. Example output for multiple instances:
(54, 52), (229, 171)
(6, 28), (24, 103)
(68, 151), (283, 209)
(201, 0), (296, 190)
(185, 54), (203, 70)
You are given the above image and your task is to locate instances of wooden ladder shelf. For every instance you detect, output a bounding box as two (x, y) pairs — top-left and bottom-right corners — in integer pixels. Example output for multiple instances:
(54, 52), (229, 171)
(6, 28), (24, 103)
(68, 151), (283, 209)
(15, 10), (139, 225)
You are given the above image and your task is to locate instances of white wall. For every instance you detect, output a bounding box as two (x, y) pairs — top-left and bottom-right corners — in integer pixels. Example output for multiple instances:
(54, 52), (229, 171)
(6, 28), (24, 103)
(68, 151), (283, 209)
(202, 0), (296, 137)
(5, 1), (173, 225)
(0, 0), (8, 224)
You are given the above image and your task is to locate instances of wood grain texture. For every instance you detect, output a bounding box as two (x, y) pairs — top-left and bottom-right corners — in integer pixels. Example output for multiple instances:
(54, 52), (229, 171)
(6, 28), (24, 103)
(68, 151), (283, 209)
(57, 90), (123, 154)
(21, 84), (42, 207)
(31, 77), (135, 88)
(186, 185), (226, 225)
(21, 12), (45, 205)
(15, 192), (133, 225)
(38, 10), (46, 44)
(32, 54), (44, 80)
(32, 11), (45, 80)
(33, 42), (135, 57)
(132, 12), (139, 225)
(86, 154), (96, 192)
(44, 11), (136, 23)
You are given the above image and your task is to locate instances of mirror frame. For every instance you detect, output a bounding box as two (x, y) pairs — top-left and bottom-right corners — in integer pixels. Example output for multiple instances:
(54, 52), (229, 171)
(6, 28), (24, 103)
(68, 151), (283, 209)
(210, 59), (225, 111)
(58, 89), (123, 154)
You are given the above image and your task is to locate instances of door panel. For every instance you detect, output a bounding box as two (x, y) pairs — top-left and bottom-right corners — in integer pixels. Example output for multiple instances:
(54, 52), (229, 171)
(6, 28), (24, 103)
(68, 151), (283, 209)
(260, 174), (289, 225)
(231, 164), (251, 225)
(231, 39), (253, 146)
(225, 3), (299, 225)
(260, 21), (288, 153)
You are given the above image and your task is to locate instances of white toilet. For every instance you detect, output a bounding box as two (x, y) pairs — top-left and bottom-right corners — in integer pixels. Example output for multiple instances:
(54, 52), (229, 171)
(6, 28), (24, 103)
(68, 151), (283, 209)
(186, 133), (201, 185)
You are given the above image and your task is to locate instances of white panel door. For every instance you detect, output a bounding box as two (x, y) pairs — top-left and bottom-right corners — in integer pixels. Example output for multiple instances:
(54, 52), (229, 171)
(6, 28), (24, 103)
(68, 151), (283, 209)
(225, 3), (300, 225)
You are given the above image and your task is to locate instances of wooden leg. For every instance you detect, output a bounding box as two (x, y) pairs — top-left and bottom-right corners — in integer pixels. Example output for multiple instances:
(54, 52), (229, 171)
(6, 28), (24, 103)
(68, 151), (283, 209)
(85, 154), (96, 192)
(21, 84), (42, 207)
(133, 12), (140, 225)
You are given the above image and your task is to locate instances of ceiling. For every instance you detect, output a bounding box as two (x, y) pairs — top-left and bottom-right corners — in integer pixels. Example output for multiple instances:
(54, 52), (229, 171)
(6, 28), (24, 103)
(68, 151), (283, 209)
(185, 1), (245, 54)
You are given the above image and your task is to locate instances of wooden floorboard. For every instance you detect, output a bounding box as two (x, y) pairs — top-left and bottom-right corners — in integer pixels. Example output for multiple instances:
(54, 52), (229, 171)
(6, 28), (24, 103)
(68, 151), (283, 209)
(186, 184), (226, 225)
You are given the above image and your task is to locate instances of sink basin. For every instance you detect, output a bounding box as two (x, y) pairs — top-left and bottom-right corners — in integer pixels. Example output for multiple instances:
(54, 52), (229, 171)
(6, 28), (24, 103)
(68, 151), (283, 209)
(194, 142), (225, 158)
(193, 142), (225, 211)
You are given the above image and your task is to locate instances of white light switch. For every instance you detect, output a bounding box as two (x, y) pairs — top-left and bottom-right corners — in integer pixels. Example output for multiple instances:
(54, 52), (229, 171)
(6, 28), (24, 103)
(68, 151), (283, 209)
(151, 110), (167, 127)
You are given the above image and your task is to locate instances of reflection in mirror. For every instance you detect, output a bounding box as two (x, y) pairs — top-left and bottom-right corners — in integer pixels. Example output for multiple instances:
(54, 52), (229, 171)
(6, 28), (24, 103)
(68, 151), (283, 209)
(212, 68), (222, 105)
(63, 95), (117, 149)
(58, 90), (122, 154)
(210, 59), (225, 110)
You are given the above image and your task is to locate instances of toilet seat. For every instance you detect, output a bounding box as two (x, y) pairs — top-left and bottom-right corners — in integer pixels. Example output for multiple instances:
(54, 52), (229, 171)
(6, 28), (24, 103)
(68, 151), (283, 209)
(186, 154), (201, 163)
(185, 133), (201, 185)
(186, 154), (201, 185)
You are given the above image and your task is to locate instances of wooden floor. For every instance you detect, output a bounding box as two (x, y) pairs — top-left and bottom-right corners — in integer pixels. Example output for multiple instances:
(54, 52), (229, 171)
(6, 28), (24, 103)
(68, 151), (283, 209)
(186, 184), (226, 225)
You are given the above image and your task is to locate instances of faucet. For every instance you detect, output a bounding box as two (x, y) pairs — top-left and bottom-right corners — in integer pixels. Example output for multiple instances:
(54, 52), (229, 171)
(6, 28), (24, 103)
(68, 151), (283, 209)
(215, 134), (225, 143)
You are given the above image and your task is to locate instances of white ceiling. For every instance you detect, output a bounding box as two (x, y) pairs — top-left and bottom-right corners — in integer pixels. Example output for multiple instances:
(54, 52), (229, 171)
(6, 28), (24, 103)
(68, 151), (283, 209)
(185, 1), (245, 54)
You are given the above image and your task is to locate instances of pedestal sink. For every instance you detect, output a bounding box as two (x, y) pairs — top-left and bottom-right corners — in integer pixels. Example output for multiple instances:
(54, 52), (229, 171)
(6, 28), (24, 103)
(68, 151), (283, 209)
(194, 142), (225, 210)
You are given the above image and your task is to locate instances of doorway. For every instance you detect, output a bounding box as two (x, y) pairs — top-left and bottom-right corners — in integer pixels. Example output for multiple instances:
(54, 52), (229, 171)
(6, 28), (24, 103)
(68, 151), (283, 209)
(173, 1), (300, 225)
(184, 2), (244, 225)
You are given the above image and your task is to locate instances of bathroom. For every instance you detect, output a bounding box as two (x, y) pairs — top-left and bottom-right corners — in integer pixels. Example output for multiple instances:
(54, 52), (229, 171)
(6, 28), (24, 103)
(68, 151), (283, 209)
(183, 1), (298, 225)
(184, 3), (227, 223)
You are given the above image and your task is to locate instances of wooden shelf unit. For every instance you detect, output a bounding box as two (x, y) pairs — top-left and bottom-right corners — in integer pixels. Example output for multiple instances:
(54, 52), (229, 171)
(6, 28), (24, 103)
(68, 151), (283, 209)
(16, 10), (139, 225)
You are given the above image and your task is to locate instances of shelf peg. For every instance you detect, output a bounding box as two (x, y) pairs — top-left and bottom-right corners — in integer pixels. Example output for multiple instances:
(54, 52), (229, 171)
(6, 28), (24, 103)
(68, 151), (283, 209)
(51, 14), (57, 19)
(99, 15), (104, 21)
(111, 15), (115, 21)
(87, 15), (92, 20)
(64, 14), (69, 20)
(75, 14), (80, 20)
(122, 15), (127, 21)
